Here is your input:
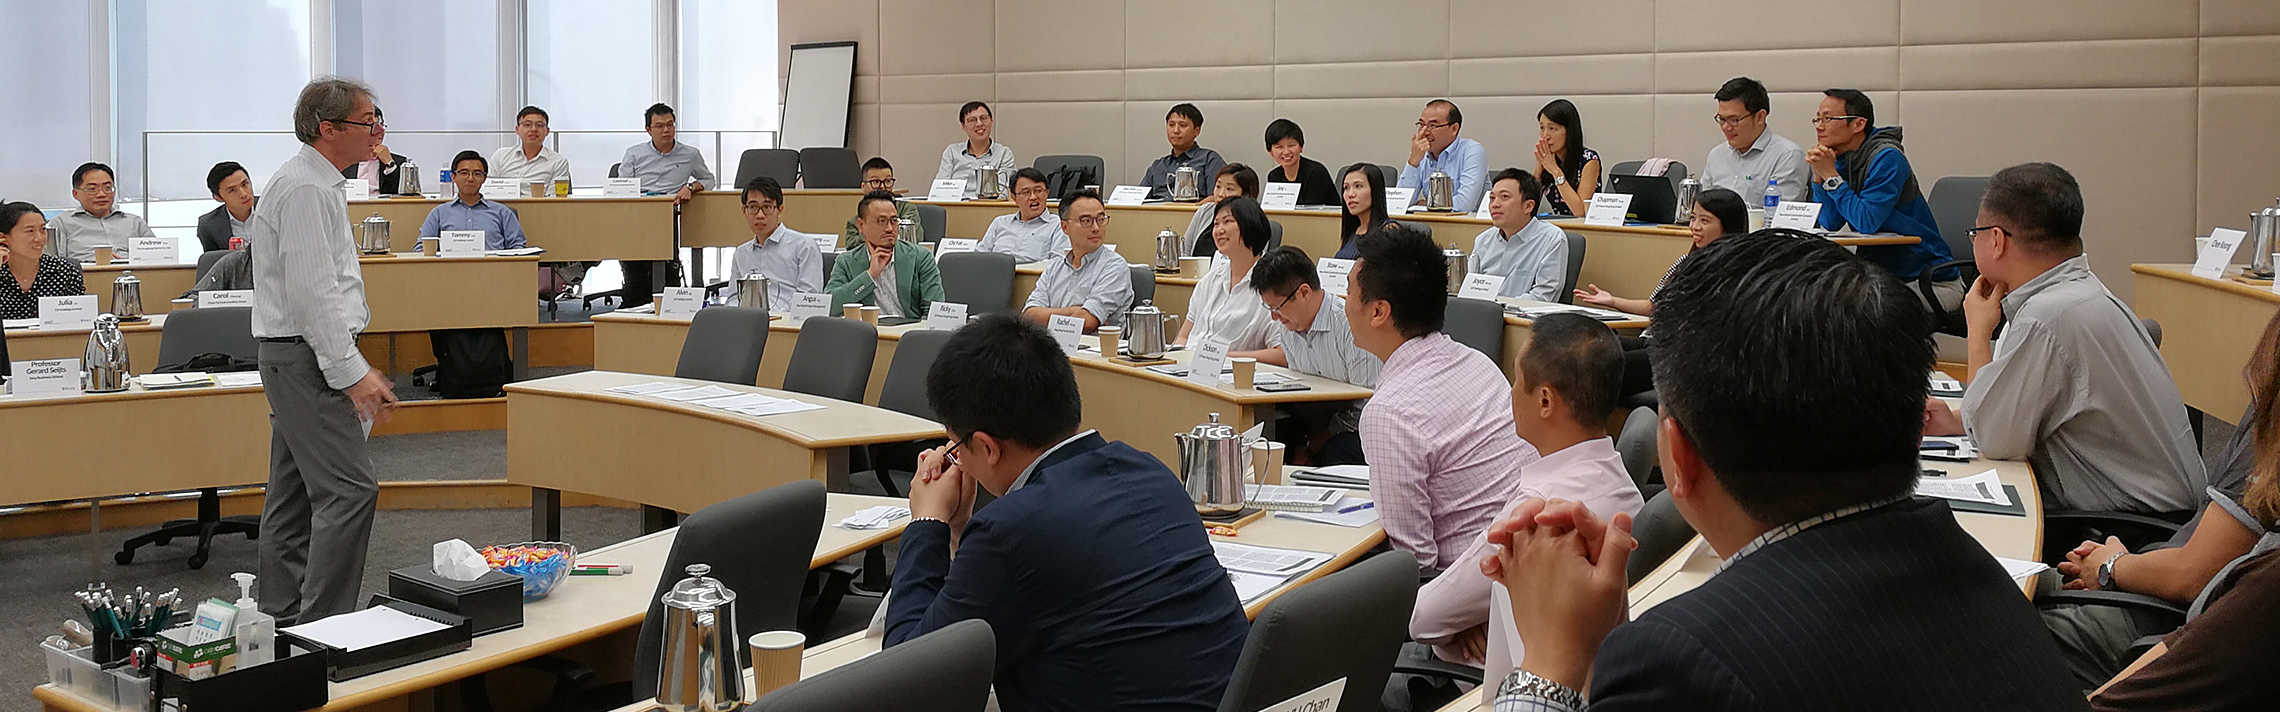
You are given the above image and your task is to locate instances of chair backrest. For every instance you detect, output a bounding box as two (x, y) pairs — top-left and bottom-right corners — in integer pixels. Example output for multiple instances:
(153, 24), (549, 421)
(750, 619), (994, 711)
(194, 250), (230, 281)
(1927, 176), (1990, 261)
(1664, 160), (1688, 183)
(1032, 154), (1105, 181)
(912, 202), (947, 242)
(156, 307), (255, 369)
(1614, 405), (1658, 491)
(782, 316), (878, 402)
(736, 148), (801, 190)
(1129, 263), (1156, 307)
(1370, 164), (1400, 189)
(675, 307), (772, 385)
(1559, 230), (1586, 304)
(633, 480), (827, 700)
(1217, 550), (1418, 712)
(1443, 296), (1505, 364)
(1626, 489), (1696, 585)
(2139, 317), (2162, 348)
(1610, 159), (1645, 177)
(1268, 219), (1284, 251)
(938, 251), (1017, 316)
(607, 162), (622, 178)
(877, 329), (953, 419)
(797, 147), (860, 189)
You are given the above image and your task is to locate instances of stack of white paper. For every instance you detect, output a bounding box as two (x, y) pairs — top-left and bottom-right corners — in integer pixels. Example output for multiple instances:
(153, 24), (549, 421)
(214, 372), (264, 388)
(839, 505), (910, 530)
(1275, 497), (1380, 527)
(604, 381), (690, 396)
(1914, 469), (2010, 506)
(652, 385), (741, 402)
(1228, 570), (1287, 604)
(280, 606), (450, 653)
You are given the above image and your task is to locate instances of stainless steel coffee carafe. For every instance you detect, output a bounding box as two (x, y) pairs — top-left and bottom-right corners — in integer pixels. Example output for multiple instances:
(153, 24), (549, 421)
(397, 159), (421, 196)
(1124, 300), (1180, 359)
(2248, 198), (2280, 278)
(736, 273), (772, 314)
(359, 213), (393, 254)
(83, 314), (131, 393)
(655, 564), (749, 712)
(110, 272), (145, 322)
(1154, 228), (1182, 272)
(1442, 246), (1467, 294)
(1177, 413), (1247, 515)
(1172, 166), (1202, 202)
(1675, 178), (1702, 222)
(976, 166), (1003, 200)
(1426, 171), (1454, 211)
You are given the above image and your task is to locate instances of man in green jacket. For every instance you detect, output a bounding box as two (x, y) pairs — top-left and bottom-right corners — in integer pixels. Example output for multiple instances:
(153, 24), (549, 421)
(828, 191), (943, 318)
(840, 157), (925, 248)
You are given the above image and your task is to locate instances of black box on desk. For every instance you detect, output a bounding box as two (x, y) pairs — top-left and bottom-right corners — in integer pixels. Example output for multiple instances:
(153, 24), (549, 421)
(156, 636), (328, 712)
(282, 595), (474, 682)
(387, 565), (525, 636)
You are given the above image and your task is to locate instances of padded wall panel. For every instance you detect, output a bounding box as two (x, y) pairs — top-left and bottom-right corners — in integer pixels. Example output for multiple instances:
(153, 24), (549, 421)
(1123, 101), (1276, 185)
(993, 101), (1128, 183)
(994, 0), (1126, 72)
(2201, 36), (2280, 86)
(877, 74), (997, 105)
(849, 103), (883, 169)
(1272, 0), (1450, 64)
(2202, 0), (2280, 37)
(1450, 55), (1655, 97)
(852, 75), (881, 105)
(1899, 0), (2198, 44)
(1449, 0), (1655, 57)
(1655, 0), (1898, 52)
(1275, 61), (1448, 100)
(778, 0), (879, 78)
(879, 0), (994, 75)
(1899, 40), (2196, 90)
(2198, 89), (2280, 237)
(997, 70), (1127, 102)
(1127, 67), (1275, 102)
(1657, 48), (1900, 93)
(875, 103), (960, 186)
(1649, 91), (1889, 171)
(1264, 98), (1424, 175)
(1126, 0), (1275, 68)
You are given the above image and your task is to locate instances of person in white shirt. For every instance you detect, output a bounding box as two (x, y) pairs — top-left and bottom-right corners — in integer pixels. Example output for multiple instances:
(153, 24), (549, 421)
(1699, 76), (1808, 201)
(50, 162), (157, 262)
(936, 101), (1014, 198)
(1176, 196), (1277, 355)
(489, 105), (573, 188)
(1470, 168), (1569, 301)
(726, 176), (822, 309)
(977, 168), (1065, 262)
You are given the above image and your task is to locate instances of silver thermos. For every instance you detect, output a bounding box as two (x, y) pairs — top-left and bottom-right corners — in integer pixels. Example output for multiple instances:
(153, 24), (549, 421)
(736, 273), (772, 314)
(1176, 413), (1248, 515)
(1426, 171), (1454, 211)
(2249, 198), (2280, 278)
(1172, 166), (1202, 202)
(83, 314), (131, 393)
(110, 272), (145, 322)
(976, 166), (1003, 200)
(1442, 246), (1467, 295)
(655, 564), (750, 712)
(1154, 228), (1182, 272)
(1675, 178), (1702, 221)
(1123, 300), (1180, 359)
(397, 159), (421, 196)
(359, 213), (393, 254)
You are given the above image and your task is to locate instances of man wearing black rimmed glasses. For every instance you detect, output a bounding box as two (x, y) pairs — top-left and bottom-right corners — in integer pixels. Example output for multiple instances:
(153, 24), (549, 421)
(1700, 76), (1808, 200)
(337, 107), (417, 196)
(1397, 98), (1488, 213)
(417, 151), (525, 250)
(1020, 188), (1130, 332)
(836, 157), (926, 248)
(1246, 245), (1379, 465)
(1806, 89), (1961, 310)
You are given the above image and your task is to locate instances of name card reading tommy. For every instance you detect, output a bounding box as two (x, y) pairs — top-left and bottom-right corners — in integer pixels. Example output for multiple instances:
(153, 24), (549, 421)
(197, 290), (253, 308)
(1583, 193), (1634, 227)
(1768, 201), (1823, 230)
(438, 230), (484, 257)
(659, 287), (704, 319)
(1046, 314), (1085, 352)
(603, 177), (642, 198)
(10, 358), (83, 397)
(1383, 188), (1416, 216)
(1260, 182), (1301, 211)
(1458, 273), (1506, 299)
(927, 179), (968, 203)
(935, 238), (978, 255)
(1106, 185), (1151, 206)
(786, 292), (831, 322)
(1187, 338), (1232, 387)
(38, 295), (96, 331)
(926, 301), (969, 331)
(128, 236), (176, 265)
(2194, 227), (2248, 279)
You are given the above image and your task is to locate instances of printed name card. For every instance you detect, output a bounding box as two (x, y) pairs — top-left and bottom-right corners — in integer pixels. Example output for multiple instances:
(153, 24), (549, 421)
(1317, 258), (1354, 298)
(9, 358), (83, 398)
(128, 236), (175, 265)
(926, 179), (968, 203)
(481, 178), (520, 201)
(935, 238), (978, 255)
(1583, 193), (1634, 227)
(786, 291), (831, 322)
(1458, 273), (1506, 299)
(926, 301), (969, 331)
(1106, 185), (1151, 206)
(812, 234), (840, 254)
(1768, 201), (1823, 230)
(1260, 182), (1301, 211)
(38, 295), (96, 331)
(1384, 188), (1416, 216)
(1187, 338), (1232, 388)
(2193, 227), (2248, 279)
(1257, 678), (1346, 712)
(1047, 314), (1085, 352)
(341, 178), (372, 202)
(438, 230), (484, 257)
(603, 177), (642, 198)
(1473, 198), (1493, 220)
(197, 290), (253, 308)
(659, 287), (704, 318)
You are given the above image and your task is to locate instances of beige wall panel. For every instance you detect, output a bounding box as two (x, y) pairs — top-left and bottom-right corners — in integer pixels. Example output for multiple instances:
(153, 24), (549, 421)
(1274, 61), (1448, 100)
(1127, 67), (1276, 102)
(1656, 0), (1898, 52)
(994, 101), (1127, 180)
(1900, 89), (2197, 301)
(2202, 0), (2280, 37)
(1649, 91), (1869, 173)
(778, 0), (880, 78)
(1458, 95), (1656, 174)
(1899, 0), (2198, 44)
(1657, 48), (1900, 94)
(1268, 98), (1444, 175)
(997, 70), (1128, 102)
(1450, 55), (1654, 97)
(2201, 36), (2280, 86)
(849, 103), (882, 167)
(1127, 0), (1275, 68)
(1899, 40), (2196, 90)
(2198, 89), (2280, 238)
(1124, 101), (1277, 184)
(1272, 0), (1450, 64)
(877, 74), (997, 104)
(1449, 0), (1655, 57)
(879, 0), (994, 75)
(851, 75), (881, 105)
(876, 103), (963, 184)
(995, 0), (1127, 72)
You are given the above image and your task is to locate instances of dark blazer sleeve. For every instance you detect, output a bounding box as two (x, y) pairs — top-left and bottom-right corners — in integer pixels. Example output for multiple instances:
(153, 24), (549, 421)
(1584, 619), (1757, 710)
(883, 517), (1037, 665)
(195, 206), (229, 253)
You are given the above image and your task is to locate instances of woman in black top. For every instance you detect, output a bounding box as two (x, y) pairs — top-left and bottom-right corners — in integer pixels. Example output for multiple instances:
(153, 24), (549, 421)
(1335, 162), (1397, 260)
(1262, 119), (1336, 206)
(1533, 99), (1602, 217)
(0, 201), (86, 320)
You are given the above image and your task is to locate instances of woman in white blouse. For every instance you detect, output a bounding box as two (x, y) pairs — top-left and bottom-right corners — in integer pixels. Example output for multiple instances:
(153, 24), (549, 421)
(1176, 196), (1277, 356)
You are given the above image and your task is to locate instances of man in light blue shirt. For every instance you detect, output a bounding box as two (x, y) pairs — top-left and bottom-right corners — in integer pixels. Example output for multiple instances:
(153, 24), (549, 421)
(1021, 189), (1132, 331)
(619, 103), (714, 203)
(419, 151), (527, 250)
(1471, 169), (1567, 301)
(1397, 99), (1488, 213)
(727, 176), (822, 308)
(978, 168), (1066, 262)
(1249, 246), (1378, 465)
(1700, 77), (1809, 200)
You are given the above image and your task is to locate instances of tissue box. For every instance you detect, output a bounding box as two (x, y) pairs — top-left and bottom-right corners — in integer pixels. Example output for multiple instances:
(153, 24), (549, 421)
(154, 627), (238, 681)
(387, 565), (524, 636)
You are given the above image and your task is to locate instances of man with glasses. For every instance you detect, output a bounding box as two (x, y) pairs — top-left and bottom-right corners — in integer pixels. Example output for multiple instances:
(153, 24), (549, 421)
(489, 105), (572, 187)
(338, 108), (417, 196)
(417, 151), (526, 250)
(1700, 76), (1808, 200)
(977, 167), (1065, 262)
(827, 191), (942, 319)
(934, 101), (1015, 198)
(838, 157), (926, 248)
(52, 162), (157, 262)
(727, 176), (820, 308)
(1021, 188), (1131, 333)
(1396, 99), (1488, 213)
(1806, 88), (1960, 308)
(617, 103), (714, 307)
(1247, 246), (1379, 465)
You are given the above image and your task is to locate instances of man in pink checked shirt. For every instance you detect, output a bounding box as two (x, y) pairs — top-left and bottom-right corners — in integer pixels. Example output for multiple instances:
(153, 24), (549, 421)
(1346, 223), (1536, 576)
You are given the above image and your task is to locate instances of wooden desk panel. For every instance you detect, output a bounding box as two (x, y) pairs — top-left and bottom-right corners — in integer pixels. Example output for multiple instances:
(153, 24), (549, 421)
(0, 383), (267, 505)
(1067, 342), (1373, 467)
(2131, 263), (2272, 422)
(7, 314), (165, 366)
(82, 264), (197, 315)
(349, 197), (676, 261)
(360, 255), (542, 332)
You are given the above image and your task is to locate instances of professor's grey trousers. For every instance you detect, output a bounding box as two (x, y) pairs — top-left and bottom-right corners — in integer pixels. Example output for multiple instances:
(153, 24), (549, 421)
(256, 340), (378, 624)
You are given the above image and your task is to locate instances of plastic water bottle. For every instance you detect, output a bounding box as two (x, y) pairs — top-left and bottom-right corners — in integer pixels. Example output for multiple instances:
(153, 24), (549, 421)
(1752, 177), (1781, 230)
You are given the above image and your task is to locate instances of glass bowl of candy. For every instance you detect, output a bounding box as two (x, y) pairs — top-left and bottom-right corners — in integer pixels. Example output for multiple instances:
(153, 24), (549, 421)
(480, 541), (578, 601)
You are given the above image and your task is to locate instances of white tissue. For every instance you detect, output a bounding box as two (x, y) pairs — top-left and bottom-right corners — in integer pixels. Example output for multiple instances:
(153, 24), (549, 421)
(433, 539), (490, 581)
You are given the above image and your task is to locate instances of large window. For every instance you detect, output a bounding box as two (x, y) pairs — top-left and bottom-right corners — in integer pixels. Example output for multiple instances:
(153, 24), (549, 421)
(0, 1), (95, 207)
(335, 0), (515, 175)
(112, 0), (313, 208)
(526, 0), (660, 186)
(680, 0), (780, 184)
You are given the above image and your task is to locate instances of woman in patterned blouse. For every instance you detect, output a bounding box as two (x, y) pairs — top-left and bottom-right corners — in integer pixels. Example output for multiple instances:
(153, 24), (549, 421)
(1533, 99), (1603, 217)
(0, 201), (86, 320)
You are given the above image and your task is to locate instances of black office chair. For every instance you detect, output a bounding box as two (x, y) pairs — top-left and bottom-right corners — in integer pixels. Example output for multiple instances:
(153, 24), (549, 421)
(1129, 264), (1156, 308)
(116, 307), (259, 569)
(1033, 154), (1105, 201)
(607, 162), (621, 178)
(1614, 405), (1660, 495)
(1219, 550), (1419, 712)
(938, 251), (1017, 316)
(1626, 489), (1696, 585)
(798, 147), (860, 189)
(1371, 164), (1401, 189)
(736, 148), (801, 189)
(750, 619), (995, 711)
(675, 307), (772, 385)
(781, 316), (877, 403)
(1918, 176), (1990, 334)
(864, 329), (953, 496)
(193, 250), (229, 281)
(912, 202), (947, 242)
(1443, 297), (1505, 364)
(1558, 230), (1586, 304)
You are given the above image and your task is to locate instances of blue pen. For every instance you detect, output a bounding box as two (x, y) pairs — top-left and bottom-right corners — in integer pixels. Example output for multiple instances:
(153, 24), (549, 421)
(1336, 501), (1375, 514)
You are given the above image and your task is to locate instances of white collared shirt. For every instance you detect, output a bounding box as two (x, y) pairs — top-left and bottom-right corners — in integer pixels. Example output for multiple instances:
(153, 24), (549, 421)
(489, 145), (574, 186)
(251, 144), (373, 389)
(1184, 254), (1275, 351)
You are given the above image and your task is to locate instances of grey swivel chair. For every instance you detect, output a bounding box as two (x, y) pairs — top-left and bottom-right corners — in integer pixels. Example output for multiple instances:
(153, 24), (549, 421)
(1129, 264), (1156, 307)
(1920, 176), (1991, 335)
(607, 162), (621, 178)
(115, 306), (261, 569)
(1625, 489), (1696, 585)
(912, 202), (947, 242)
(1558, 230), (1586, 304)
(1611, 159), (1644, 177)
(797, 147), (861, 189)
(750, 619), (994, 712)
(674, 307), (771, 386)
(631, 481), (827, 700)
(194, 250), (229, 281)
(1443, 297), (1506, 364)
(1371, 164), (1401, 189)
(781, 316), (877, 403)
(1217, 550), (1419, 712)
(736, 148), (801, 189)
(866, 329), (953, 496)
(939, 251), (1017, 316)
(1614, 405), (1660, 495)
(2140, 317), (2162, 348)
(1268, 219), (1284, 250)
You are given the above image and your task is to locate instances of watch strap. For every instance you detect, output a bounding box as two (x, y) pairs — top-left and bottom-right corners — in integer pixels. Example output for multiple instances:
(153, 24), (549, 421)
(1497, 669), (1586, 708)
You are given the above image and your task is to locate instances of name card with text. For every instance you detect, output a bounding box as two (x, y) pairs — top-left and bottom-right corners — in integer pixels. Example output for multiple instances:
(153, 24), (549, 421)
(1257, 678), (1346, 712)
(1583, 193), (1634, 227)
(1047, 314), (1085, 352)
(481, 178), (521, 201)
(786, 292), (831, 322)
(197, 290), (253, 309)
(936, 238), (978, 255)
(1317, 258), (1354, 298)
(38, 295), (96, 331)
(603, 177), (642, 198)
(341, 178), (372, 202)
(9, 358), (83, 398)
(438, 230), (484, 257)
(1768, 201), (1823, 230)
(1458, 273), (1506, 299)
(1106, 185), (1151, 206)
(1384, 188), (1416, 216)
(1260, 182), (1301, 211)
(2193, 227), (2248, 279)
(1187, 338), (1232, 388)
(927, 179), (968, 203)
(812, 234), (840, 254)
(659, 287), (704, 318)
(128, 236), (176, 265)
(926, 301), (969, 331)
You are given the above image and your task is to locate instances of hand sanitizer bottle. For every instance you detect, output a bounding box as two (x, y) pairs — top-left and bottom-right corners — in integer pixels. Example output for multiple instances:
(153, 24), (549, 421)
(229, 573), (275, 666)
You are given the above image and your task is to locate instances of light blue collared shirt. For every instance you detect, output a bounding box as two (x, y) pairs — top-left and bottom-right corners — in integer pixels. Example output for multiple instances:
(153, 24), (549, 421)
(1469, 217), (1567, 301)
(1397, 136), (1489, 212)
(978, 211), (1067, 263)
(619, 140), (716, 194)
(1023, 244), (1133, 326)
(419, 198), (527, 249)
(729, 224), (824, 308)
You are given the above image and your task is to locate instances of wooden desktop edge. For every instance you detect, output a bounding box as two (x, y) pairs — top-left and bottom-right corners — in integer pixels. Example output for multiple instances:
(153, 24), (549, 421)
(0, 383), (262, 411)
(501, 381), (945, 449)
(1066, 351), (1375, 405)
(2131, 263), (2280, 304)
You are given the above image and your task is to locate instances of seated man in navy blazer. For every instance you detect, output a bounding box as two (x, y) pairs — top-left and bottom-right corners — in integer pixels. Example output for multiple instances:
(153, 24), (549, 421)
(887, 313), (1248, 711)
(1479, 233), (2084, 710)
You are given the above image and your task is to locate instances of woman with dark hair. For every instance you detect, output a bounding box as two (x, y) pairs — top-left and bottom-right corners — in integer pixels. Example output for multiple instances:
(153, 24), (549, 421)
(1263, 119), (1337, 206)
(1574, 188), (1746, 397)
(0, 201), (84, 320)
(1336, 162), (1397, 260)
(1533, 99), (1602, 216)
(1182, 163), (1262, 258)
(1178, 196), (1276, 354)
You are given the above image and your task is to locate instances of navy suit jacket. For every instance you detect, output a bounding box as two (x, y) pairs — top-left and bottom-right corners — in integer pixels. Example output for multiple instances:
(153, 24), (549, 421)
(1583, 498), (2086, 711)
(886, 433), (1249, 712)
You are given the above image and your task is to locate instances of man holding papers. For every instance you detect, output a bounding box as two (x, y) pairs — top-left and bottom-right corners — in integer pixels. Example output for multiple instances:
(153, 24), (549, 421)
(887, 314), (1247, 711)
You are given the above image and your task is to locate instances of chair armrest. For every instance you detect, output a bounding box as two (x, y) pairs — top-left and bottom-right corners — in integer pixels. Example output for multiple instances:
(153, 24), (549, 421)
(2035, 589), (2187, 618)
(2044, 510), (2186, 556)
(1391, 656), (1485, 687)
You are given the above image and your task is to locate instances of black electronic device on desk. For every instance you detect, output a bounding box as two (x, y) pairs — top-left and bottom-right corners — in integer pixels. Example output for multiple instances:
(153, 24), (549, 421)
(279, 595), (473, 682)
(1605, 173), (1679, 225)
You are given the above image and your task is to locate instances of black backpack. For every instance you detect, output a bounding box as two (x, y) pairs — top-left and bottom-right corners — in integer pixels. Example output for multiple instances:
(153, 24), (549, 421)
(424, 328), (512, 398)
(1045, 164), (1097, 203)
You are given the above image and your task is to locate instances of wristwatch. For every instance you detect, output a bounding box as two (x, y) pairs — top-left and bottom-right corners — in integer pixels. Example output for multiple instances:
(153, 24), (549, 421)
(2097, 553), (2122, 590)
(1821, 176), (1844, 191)
(1497, 669), (1585, 708)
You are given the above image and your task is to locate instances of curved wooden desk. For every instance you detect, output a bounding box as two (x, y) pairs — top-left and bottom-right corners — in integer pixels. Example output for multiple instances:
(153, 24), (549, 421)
(82, 263), (197, 315)
(2131, 263), (2272, 421)
(590, 312), (917, 402)
(347, 196), (678, 262)
(7, 313), (166, 365)
(0, 380), (267, 506)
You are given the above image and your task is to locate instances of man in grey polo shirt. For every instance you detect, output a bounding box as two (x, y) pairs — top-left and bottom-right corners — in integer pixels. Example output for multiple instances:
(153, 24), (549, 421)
(1698, 76), (1808, 201)
(51, 162), (157, 262)
(978, 168), (1065, 262)
(727, 176), (821, 308)
(1249, 246), (1380, 465)
(1020, 189), (1131, 332)
(1925, 162), (2203, 515)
